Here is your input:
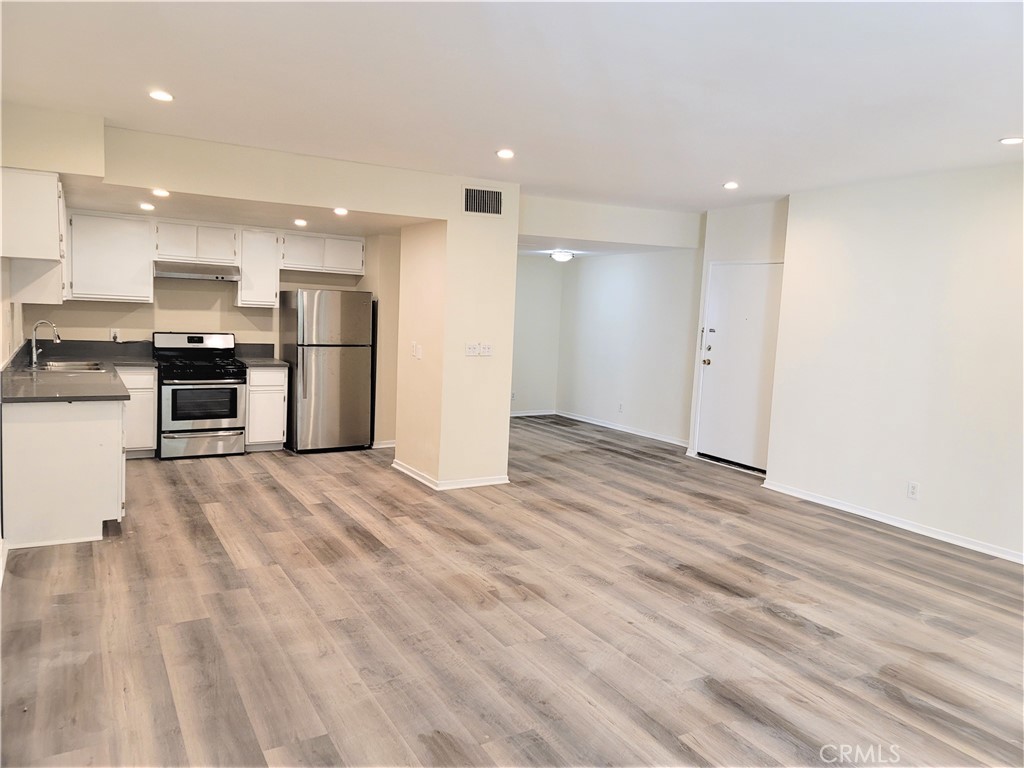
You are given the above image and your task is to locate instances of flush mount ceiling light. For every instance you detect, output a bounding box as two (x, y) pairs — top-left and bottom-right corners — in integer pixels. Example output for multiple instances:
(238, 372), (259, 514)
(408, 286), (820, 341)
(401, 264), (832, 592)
(723, 181), (740, 190)
(149, 90), (173, 102)
(999, 137), (1023, 145)
(152, 188), (170, 197)
(294, 219), (307, 227)
(139, 202), (155, 211)
(333, 208), (349, 216)
(550, 249), (574, 263)
(496, 148), (515, 160)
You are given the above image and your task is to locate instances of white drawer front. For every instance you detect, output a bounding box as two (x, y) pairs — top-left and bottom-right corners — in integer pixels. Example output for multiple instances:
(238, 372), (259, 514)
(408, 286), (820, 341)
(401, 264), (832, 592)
(248, 367), (287, 388)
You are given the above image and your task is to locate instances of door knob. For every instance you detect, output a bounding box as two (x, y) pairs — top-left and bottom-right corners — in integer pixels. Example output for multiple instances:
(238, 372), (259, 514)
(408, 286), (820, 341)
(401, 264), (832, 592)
(702, 358), (712, 365)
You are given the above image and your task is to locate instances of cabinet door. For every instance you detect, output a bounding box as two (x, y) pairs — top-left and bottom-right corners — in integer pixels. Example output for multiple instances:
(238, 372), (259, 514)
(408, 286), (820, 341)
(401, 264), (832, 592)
(323, 238), (364, 274)
(282, 233), (324, 270)
(69, 214), (154, 302)
(247, 387), (287, 444)
(1, 168), (61, 260)
(156, 221), (197, 261)
(123, 388), (157, 450)
(197, 226), (237, 264)
(237, 230), (280, 307)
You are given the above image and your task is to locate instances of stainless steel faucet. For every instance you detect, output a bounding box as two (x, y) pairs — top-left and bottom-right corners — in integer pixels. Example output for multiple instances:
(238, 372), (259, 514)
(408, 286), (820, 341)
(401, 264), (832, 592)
(30, 320), (61, 367)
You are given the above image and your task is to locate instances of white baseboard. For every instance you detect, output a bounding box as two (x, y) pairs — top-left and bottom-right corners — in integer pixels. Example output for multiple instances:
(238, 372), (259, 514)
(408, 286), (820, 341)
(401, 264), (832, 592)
(556, 410), (689, 448)
(762, 480), (1024, 564)
(392, 460), (508, 491)
(510, 409), (557, 417)
(372, 440), (396, 449)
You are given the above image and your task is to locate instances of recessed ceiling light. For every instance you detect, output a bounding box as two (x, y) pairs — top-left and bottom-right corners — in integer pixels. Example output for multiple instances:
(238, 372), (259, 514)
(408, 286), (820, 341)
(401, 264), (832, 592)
(999, 137), (1023, 146)
(139, 202), (155, 211)
(550, 249), (574, 263)
(152, 188), (170, 197)
(723, 181), (740, 190)
(294, 219), (307, 227)
(496, 148), (515, 160)
(333, 208), (349, 216)
(149, 90), (173, 102)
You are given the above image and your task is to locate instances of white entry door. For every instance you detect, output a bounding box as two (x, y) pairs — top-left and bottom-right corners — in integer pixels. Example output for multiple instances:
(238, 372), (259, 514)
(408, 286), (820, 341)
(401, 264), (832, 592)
(695, 262), (784, 471)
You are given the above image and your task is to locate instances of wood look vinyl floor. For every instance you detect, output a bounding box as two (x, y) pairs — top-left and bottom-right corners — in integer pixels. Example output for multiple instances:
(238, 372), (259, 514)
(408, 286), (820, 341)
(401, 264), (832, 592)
(2, 415), (1022, 767)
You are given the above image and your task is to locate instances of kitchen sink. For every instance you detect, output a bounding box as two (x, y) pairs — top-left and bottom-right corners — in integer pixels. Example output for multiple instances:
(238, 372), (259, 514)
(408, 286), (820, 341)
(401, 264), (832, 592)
(30, 361), (108, 372)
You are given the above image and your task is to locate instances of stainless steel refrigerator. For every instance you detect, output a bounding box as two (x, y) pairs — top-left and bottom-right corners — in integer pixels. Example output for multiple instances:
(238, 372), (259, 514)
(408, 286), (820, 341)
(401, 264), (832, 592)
(280, 289), (374, 451)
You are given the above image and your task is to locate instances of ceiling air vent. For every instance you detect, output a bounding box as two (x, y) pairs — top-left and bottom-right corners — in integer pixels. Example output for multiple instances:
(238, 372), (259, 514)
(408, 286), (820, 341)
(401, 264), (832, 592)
(464, 187), (503, 215)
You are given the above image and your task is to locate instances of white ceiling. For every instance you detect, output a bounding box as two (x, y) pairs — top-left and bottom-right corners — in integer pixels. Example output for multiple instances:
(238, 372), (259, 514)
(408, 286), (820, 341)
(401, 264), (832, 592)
(3, 3), (1021, 212)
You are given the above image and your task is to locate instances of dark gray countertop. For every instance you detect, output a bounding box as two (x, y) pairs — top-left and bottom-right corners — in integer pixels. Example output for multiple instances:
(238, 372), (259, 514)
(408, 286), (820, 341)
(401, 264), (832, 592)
(2, 340), (138, 403)
(2, 365), (130, 403)
(239, 357), (288, 368)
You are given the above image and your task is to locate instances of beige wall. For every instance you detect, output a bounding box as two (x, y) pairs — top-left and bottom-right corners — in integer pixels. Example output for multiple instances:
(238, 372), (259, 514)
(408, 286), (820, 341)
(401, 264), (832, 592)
(1, 103), (105, 176)
(519, 194), (702, 249)
(511, 255), (563, 414)
(394, 221), (447, 479)
(556, 248), (701, 445)
(766, 163), (1022, 560)
(436, 208), (520, 484)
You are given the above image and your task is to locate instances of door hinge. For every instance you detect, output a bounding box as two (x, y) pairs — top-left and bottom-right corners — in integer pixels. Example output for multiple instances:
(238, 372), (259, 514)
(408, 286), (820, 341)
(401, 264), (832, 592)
(61, 282), (65, 290)
(57, 188), (62, 199)
(121, 501), (126, 510)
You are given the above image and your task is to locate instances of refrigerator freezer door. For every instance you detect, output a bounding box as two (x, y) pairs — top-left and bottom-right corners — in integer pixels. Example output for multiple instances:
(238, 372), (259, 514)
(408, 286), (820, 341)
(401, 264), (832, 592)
(297, 289), (372, 346)
(294, 345), (372, 450)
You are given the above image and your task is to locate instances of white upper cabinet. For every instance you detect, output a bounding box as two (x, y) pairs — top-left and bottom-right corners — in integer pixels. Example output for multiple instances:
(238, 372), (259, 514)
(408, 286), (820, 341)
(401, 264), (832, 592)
(1, 168), (63, 261)
(197, 226), (237, 264)
(155, 221), (196, 261)
(237, 229), (280, 307)
(324, 238), (364, 273)
(157, 221), (238, 264)
(282, 233), (364, 275)
(68, 213), (154, 302)
(282, 233), (325, 270)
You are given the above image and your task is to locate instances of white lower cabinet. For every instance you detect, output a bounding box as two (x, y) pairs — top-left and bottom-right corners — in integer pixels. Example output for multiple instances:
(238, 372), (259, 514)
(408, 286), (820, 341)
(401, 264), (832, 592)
(246, 366), (288, 450)
(117, 366), (158, 457)
(1, 399), (125, 548)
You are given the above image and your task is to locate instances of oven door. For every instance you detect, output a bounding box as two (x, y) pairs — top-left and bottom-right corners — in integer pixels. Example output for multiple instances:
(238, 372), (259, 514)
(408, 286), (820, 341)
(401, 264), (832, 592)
(161, 381), (246, 431)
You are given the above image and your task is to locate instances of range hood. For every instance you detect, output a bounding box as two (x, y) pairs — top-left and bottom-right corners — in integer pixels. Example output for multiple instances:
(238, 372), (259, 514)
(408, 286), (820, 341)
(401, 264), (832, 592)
(153, 261), (241, 282)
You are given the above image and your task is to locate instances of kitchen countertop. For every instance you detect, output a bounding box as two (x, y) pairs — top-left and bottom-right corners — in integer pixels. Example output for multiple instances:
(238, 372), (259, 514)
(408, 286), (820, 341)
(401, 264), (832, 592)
(2, 340), (138, 403)
(2, 364), (130, 404)
(239, 357), (288, 368)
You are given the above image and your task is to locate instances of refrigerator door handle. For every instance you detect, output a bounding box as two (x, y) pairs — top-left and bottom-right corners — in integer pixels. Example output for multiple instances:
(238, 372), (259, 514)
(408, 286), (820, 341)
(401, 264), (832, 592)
(300, 349), (308, 400)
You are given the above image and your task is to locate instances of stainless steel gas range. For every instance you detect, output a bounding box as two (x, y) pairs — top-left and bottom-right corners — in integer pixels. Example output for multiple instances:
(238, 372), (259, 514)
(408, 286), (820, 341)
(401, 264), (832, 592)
(153, 332), (247, 459)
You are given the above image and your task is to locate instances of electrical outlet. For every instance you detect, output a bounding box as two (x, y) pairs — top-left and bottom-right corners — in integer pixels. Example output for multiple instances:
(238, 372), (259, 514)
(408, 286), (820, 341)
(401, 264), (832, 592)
(411, 341), (417, 357)
(618, 403), (623, 413)
(511, 391), (516, 401)
(109, 328), (120, 342)
(907, 481), (920, 500)
(479, 342), (493, 356)
(415, 343), (423, 360)
(465, 343), (480, 356)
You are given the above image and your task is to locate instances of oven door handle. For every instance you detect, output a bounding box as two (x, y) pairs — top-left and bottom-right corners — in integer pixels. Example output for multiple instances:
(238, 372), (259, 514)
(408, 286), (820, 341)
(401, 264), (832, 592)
(163, 430), (245, 439)
(162, 379), (246, 386)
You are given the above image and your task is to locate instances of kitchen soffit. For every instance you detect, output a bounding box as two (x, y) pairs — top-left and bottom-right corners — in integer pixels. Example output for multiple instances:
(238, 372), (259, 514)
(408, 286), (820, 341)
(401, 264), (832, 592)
(60, 175), (432, 237)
